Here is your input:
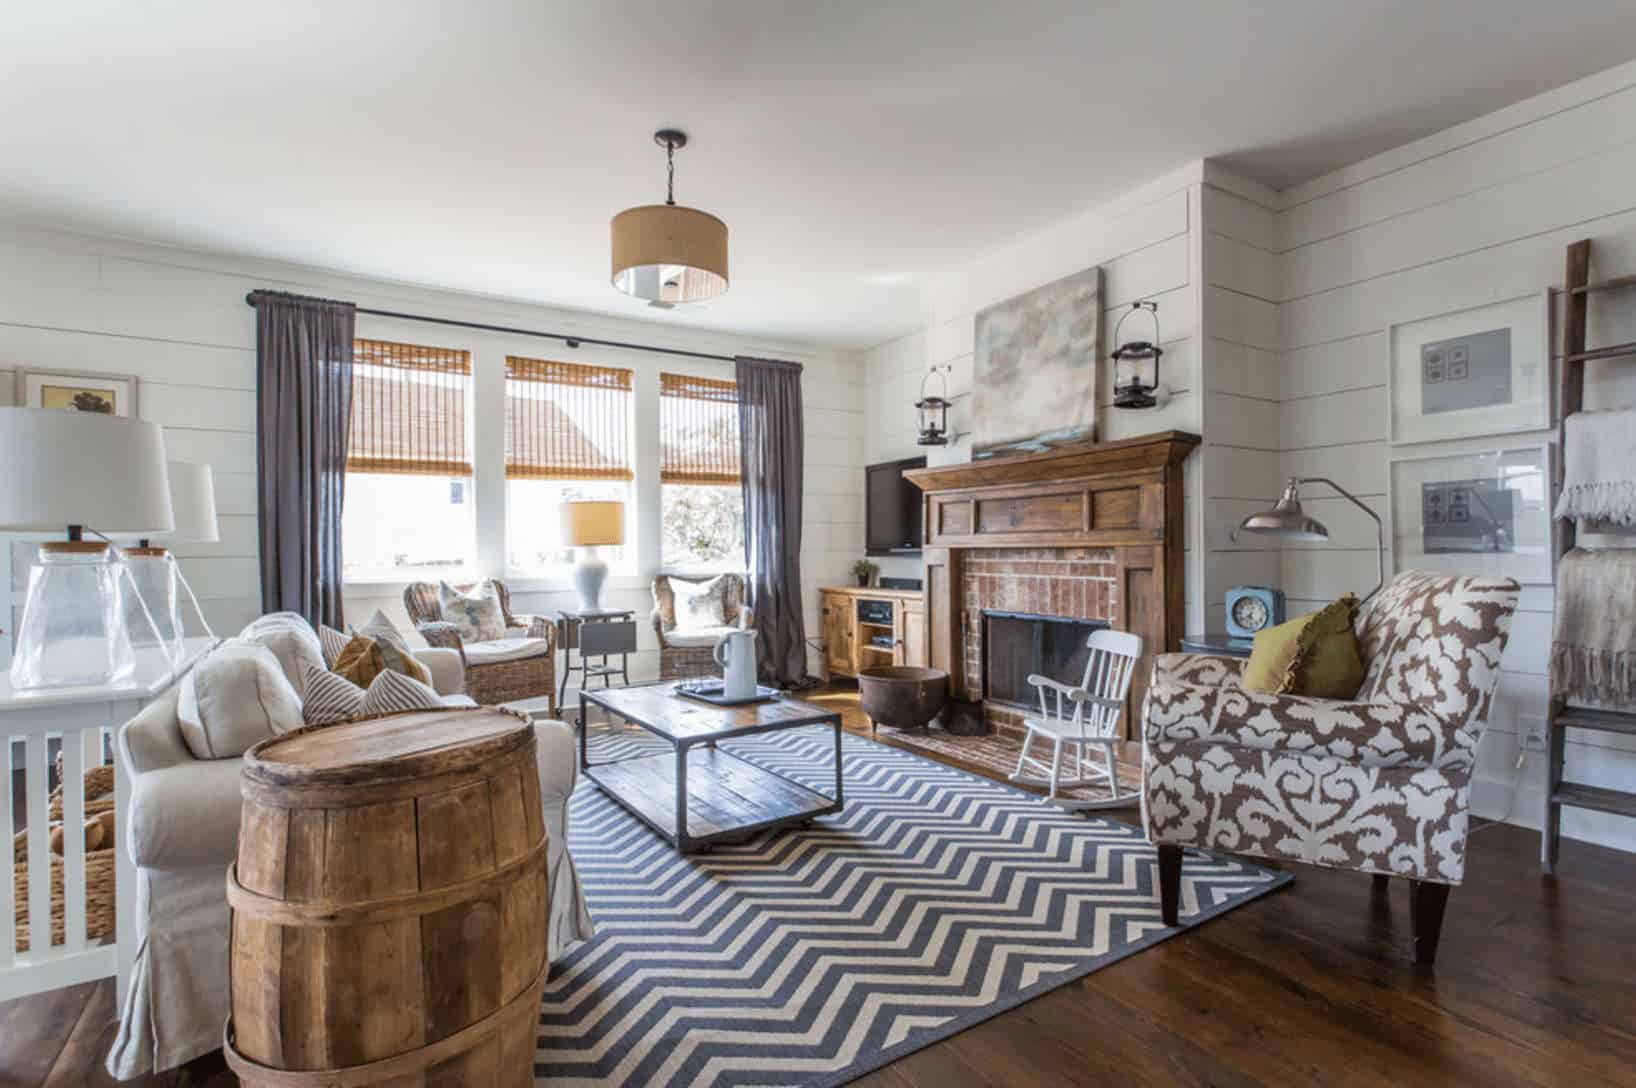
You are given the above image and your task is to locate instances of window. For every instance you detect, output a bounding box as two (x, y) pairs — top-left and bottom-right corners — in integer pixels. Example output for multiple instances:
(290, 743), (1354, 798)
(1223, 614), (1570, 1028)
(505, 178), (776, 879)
(659, 372), (744, 569)
(342, 338), (475, 579)
(505, 357), (633, 571)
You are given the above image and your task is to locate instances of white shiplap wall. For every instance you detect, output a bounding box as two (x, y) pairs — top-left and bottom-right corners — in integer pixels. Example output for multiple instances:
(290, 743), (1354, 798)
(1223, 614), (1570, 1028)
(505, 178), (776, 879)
(1215, 57), (1636, 853)
(0, 222), (864, 693)
(860, 162), (1210, 633)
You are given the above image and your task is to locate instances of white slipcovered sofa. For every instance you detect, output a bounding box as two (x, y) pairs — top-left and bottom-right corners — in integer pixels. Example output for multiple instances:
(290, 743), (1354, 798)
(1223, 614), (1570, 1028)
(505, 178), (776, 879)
(106, 615), (593, 1079)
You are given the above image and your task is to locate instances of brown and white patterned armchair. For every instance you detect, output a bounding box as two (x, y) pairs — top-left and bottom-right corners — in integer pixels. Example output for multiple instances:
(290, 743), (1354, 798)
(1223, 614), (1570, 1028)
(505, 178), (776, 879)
(403, 579), (558, 711)
(1142, 571), (1519, 964)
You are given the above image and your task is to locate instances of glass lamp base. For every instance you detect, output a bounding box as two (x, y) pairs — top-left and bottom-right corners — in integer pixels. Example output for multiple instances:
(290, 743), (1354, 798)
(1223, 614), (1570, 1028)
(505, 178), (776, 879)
(9, 542), (134, 690)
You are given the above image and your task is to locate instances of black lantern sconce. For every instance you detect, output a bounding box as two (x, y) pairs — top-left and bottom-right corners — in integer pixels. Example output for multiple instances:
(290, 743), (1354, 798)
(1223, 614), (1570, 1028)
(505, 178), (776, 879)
(1111, 300), (1164, 410)
(915, 364), (953, 446)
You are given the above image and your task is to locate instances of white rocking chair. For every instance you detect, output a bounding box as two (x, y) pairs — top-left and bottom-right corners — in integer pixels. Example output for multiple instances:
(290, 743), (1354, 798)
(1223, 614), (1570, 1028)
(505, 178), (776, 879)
(1009, 628), (1143, 810)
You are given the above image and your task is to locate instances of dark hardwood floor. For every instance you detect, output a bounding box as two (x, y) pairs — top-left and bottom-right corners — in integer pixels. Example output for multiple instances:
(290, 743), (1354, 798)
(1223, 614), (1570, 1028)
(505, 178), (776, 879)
(6, 690), (1635, 1086)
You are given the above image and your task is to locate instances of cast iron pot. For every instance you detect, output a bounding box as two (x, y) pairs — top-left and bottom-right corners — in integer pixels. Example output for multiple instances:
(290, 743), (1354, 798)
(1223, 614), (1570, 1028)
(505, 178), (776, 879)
(858, 666), (949, 733)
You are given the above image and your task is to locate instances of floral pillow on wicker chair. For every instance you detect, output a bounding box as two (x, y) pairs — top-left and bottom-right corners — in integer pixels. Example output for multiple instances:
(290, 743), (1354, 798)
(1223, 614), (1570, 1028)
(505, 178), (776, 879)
(437, 581), (507, 643)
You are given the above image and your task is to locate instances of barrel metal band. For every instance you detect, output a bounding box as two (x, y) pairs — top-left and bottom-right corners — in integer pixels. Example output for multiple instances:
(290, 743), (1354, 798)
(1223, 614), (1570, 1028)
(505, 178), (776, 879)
(225, 834), (547, 928)
(222, 959), (548, 1086)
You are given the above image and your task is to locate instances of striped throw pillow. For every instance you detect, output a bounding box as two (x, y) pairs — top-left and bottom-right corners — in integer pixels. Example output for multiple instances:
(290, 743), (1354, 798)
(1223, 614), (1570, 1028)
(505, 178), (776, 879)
(302, 666), (364, 726)
(301, 666), (446, 726)
(318, 625), (350, 669)
(359, 669), (445, 718)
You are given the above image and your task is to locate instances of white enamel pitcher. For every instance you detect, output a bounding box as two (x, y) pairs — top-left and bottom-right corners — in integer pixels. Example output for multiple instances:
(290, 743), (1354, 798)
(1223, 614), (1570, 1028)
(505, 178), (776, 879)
(713, 628), (759, 700)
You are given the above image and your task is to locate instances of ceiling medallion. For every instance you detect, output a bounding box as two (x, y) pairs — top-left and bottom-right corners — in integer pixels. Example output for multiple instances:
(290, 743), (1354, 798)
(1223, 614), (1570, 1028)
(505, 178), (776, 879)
(610, 129), (729, 307)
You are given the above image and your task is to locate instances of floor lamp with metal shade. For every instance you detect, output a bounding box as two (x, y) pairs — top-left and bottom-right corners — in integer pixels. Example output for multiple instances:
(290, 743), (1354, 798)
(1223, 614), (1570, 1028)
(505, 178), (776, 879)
(0, 408), (174, 688)
(1238, 477), (1386, 601)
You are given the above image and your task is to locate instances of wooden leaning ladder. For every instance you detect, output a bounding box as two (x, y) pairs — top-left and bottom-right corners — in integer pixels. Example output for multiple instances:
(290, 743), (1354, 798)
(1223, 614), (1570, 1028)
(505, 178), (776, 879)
(1542, 238), (1636, 874)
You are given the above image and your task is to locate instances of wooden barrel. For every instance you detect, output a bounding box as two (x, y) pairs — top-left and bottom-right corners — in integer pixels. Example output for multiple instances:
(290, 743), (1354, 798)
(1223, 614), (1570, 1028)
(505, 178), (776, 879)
(225, 708), (548, 1087)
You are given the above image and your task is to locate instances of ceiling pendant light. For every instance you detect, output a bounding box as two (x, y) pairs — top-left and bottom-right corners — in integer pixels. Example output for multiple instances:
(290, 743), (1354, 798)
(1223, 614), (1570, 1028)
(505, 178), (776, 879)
(610, 129), (729, 307)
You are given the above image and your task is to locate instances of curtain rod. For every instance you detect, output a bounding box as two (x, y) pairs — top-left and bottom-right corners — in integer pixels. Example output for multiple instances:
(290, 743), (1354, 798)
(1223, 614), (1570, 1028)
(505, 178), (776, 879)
(244, 292), (736, 363)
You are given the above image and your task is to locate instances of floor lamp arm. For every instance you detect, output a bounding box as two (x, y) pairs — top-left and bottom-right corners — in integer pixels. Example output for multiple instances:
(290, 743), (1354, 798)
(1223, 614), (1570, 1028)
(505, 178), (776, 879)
(1298, 477), (1385, 601)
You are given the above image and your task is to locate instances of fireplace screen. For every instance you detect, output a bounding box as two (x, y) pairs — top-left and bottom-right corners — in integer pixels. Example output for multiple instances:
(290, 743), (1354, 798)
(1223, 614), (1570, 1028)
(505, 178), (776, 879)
(982, 610), (1109, 708)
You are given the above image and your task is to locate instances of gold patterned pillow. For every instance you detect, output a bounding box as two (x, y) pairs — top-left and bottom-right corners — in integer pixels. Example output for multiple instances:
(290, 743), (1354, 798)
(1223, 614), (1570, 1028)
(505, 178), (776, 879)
(437, 580), (506, 643)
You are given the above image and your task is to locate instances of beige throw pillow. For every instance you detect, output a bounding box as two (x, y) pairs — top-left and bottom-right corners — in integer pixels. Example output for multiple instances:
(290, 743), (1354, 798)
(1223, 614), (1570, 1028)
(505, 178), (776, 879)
(670, 575), (730, 631)
(437, 582), (507, 643)
(177, 640), (304, 760)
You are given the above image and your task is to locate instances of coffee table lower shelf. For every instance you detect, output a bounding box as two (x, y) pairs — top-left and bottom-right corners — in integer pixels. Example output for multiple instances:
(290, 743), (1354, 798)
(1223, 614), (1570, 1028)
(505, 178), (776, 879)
(585, 747), (840, 851)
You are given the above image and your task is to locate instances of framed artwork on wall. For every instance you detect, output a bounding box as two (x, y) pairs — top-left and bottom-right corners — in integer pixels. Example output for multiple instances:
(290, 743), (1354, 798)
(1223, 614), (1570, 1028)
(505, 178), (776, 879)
(16, 368), (139, 417)
(1387, 440), (1552, 585)
(971, 265), (1101, 459)
(1386, 293), (1549, 445)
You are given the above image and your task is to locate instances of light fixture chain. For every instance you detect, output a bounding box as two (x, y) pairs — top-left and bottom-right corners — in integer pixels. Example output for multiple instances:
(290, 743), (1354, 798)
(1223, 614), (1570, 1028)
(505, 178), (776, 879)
(666, 139), (676, 205)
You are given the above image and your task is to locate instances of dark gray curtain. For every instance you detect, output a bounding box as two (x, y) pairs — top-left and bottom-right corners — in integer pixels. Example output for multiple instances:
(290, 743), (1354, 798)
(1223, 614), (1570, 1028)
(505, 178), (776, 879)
(736, 356), (811, 687)
(251, 291), (355, 628)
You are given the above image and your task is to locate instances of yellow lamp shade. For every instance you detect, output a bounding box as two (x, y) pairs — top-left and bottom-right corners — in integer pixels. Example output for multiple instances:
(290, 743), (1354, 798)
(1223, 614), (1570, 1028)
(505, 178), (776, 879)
(562, 500), (625, 547)
(610, 204), (729, 304)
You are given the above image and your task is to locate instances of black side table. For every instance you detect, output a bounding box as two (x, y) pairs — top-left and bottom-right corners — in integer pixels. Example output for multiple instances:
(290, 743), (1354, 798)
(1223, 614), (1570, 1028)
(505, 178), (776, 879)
(556, 609), (638, 705)
(1179, 632), (1255, 659)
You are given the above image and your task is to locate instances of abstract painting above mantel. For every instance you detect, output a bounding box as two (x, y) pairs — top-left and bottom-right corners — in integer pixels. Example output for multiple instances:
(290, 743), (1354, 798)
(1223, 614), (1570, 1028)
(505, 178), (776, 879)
(972, 265), (1100, 459)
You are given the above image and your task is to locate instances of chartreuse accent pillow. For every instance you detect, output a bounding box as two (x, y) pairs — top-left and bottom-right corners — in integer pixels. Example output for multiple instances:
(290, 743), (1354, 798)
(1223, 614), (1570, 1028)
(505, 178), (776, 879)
(1242, 595), (1364, 699)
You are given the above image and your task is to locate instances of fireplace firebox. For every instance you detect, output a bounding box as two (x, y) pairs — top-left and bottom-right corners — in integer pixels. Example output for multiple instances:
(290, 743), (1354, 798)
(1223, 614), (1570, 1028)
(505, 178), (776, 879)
(981, 610), (1109, 708)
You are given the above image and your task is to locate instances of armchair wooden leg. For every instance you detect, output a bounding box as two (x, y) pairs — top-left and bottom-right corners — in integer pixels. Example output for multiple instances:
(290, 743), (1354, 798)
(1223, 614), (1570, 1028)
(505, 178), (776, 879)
(1409, 880), (1450, 966)
(1157, 843), (1183, 926)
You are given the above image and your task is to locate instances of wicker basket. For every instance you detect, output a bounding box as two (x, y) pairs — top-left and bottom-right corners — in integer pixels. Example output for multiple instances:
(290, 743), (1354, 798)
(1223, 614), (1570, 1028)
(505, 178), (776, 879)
(12, 764), (118, 954)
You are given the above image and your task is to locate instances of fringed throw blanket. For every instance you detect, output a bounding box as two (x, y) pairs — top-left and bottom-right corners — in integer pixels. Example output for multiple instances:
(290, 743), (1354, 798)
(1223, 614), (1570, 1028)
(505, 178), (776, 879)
(1555, 409), (1636, 526)
(1552, 548), (1636, 705)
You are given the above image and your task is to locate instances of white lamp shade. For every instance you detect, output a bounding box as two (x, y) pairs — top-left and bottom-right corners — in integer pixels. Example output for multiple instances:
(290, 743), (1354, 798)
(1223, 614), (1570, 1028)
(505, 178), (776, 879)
(159, 461), (219, 544)
(0, 407), (173, 535)
(562, 500), (625, 547)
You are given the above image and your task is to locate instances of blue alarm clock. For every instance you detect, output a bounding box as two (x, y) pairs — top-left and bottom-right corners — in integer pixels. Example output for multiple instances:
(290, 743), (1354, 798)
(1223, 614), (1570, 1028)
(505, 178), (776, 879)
(1225, 586), (1285, 638)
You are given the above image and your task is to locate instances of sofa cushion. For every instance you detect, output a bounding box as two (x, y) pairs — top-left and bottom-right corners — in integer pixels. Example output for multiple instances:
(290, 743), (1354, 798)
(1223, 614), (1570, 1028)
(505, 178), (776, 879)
(177, 640), (303, 760)
(463, 636), (551, 665)
(239, 612), (326, 697)
(663, 625), (736, 649)
(439, 580), (507, 643)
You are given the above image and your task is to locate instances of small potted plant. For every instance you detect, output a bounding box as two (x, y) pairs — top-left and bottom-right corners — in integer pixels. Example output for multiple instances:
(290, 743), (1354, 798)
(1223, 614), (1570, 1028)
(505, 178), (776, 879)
(852, 559), (879, 587)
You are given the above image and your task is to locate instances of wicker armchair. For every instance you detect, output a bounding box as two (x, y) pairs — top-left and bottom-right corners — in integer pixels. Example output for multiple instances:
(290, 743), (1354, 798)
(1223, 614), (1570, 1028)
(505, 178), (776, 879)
(651, 573), (753, 681)
(403, 580), (558, 711)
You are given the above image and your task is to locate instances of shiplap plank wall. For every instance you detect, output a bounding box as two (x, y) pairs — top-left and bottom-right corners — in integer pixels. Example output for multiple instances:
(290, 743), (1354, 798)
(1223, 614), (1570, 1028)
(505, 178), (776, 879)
(1240, 59), (1636, 851)
(0, 224), (863, 691)
(859, 165), (1207, 630)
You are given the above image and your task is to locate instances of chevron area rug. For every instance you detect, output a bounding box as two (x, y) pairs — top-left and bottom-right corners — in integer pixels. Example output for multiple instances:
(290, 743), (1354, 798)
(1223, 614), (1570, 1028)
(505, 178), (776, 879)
(537, 726), (1290, 1087)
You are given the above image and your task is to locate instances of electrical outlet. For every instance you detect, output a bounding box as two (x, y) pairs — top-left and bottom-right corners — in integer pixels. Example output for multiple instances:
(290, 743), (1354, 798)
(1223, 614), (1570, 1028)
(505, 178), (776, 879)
(1522, 730), (1548, 754)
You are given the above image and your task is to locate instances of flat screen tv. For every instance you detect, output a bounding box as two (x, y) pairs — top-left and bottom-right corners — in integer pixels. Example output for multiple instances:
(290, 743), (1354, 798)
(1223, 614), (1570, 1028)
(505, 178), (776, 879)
(865, 456), (926, 556)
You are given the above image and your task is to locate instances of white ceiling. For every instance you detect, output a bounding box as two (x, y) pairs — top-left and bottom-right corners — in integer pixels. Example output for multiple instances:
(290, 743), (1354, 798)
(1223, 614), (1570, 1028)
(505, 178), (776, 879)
(4, 1), (1636, 350)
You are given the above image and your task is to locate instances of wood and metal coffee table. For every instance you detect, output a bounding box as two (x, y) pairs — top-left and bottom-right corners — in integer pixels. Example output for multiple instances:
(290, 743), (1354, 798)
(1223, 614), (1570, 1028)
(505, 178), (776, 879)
(577, 683), (844, 853)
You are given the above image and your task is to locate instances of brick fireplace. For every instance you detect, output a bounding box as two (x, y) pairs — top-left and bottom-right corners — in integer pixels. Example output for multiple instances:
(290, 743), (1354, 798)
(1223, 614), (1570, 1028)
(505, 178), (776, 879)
(904, 430), (1199, 739)
(961, 548), (1119, 739)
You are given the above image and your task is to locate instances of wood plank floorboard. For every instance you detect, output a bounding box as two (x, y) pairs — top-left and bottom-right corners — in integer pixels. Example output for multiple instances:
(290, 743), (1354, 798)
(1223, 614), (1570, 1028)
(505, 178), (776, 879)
(2, 686), (1632, 1086)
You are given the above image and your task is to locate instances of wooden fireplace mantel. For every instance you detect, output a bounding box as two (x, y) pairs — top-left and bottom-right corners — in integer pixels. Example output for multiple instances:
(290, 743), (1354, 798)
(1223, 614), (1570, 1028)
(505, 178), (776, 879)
(904, 430), (1201, 729)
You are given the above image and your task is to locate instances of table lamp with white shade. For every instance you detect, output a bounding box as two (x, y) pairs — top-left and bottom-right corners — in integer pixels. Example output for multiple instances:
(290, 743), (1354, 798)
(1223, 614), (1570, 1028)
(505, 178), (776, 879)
(0, 407), (173, 688)
(124, 461), (220, 654)
(562, 500), (624, 611)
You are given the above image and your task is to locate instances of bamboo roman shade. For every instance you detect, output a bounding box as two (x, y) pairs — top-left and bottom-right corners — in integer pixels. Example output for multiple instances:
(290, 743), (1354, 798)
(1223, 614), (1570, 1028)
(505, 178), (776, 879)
(660, 372), (741, 485)
(505, 357), (634, 481)
(348, 338), (472, 476)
